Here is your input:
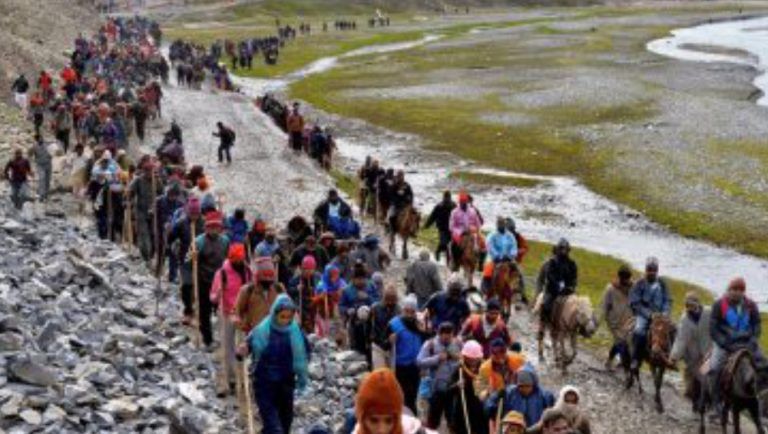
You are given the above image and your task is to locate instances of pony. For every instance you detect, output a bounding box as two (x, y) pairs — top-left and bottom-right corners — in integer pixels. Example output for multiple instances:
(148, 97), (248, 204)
(455, 230), (480, 287)
(389, 205), (420, 260)
(484, 260), (520, 320)
(625, 315), (676, 413)
(710, 349), (766, 434)
(534, 293), (597, 374)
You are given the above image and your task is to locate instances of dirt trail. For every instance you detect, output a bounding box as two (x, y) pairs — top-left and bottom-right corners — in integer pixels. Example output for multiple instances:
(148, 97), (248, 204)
(147, 83), (331, 223)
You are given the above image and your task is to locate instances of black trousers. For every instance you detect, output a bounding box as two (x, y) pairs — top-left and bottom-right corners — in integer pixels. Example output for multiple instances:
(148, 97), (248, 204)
(396, 364), (420, 415)
(218, 144), (231, 163)
(181, 282), (193, 316)
(427, 389), (451, 429)
(197, 276), (214, 345)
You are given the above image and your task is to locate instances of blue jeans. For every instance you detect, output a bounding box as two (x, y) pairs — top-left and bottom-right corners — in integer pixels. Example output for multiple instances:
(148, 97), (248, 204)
(255, 379), (294, 434)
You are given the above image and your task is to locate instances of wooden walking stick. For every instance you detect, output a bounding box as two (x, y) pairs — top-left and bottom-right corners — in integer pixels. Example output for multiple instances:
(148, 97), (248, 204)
(241, 339), (256, 434)
(190, 222), (202, 348)
(459, 367), (472, 434)
(494, 396), (505, 434)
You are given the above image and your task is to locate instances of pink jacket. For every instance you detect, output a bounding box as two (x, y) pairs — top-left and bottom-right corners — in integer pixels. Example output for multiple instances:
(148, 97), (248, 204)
(449, 206), (482, 243)
(210, 260), (253, 315)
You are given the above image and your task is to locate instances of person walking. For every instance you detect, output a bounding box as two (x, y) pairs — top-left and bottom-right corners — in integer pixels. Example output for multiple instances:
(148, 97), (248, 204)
(168, 196), (204, 325)
(53, 105), (73, 153)
(286, 102), (305, 153)
(599, 265), (634, 371)
(193, 210), (230, 348)
(369, 285), (400, 370)
(424, 274), (470, 333)
(288, 255), (322, 334)
(235, 256), (284, 333)
(128, 158), (162, 262)
(417, 322), (462, 430)
(210, 243), (252, 396)
(387, 295), (427, 414)
(240, 294), (310, 434)
(669, 292), (711, 402)
(213, 122), (236, 165)
(11, 74), (30, 115)
(4, 149), (33, 210)
(424, 190), (456, 263)
(30, 136), (52, 203)
(405, 249), (443, 308)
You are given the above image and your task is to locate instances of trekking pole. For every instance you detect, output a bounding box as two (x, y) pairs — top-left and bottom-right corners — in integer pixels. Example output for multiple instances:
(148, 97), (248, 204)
(459, 367), (472, 434)
(239, 331), (256, 434)
(191, 222), (202, 348)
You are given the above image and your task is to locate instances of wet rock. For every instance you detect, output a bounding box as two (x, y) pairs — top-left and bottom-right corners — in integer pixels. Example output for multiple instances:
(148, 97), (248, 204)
(8, 358), (57, 387)
(1, 394), (22, 417)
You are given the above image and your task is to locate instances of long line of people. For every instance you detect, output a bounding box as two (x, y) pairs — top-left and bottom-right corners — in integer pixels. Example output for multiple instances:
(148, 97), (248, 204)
(6, 12), (767, 434)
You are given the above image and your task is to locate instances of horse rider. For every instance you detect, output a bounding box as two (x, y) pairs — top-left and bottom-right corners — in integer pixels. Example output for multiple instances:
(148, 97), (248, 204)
(313, 189), (352, 235)
(486, 216), (519, 266)
(448, 192), (482, 269)
(628, 257), (671, 379)
(359, 157), (384, 214)
(386, 170), (414, 235)
(424, 190), (456, 264)
(537, 238), (578, 337)
(707, 277), (765, 411)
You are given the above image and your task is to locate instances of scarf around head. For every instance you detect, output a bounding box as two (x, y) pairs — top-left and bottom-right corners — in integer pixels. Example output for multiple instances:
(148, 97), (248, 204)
(248, 294), (309, 388)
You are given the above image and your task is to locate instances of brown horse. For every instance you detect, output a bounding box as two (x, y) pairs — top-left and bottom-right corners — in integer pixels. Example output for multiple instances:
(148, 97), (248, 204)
(455, 231), (479, 287)
(626, 315), (676, 413)
(535, 294), (597, 374)
(389, 205), (420, 260)
(486, 261), (520, 320)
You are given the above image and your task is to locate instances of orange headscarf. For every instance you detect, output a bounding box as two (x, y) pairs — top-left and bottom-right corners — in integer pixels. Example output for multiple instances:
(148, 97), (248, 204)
(355, 368), (404, 434)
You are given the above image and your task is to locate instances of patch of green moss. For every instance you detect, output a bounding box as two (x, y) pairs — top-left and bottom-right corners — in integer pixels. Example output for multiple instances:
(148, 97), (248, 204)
(449, 171), (547, 188)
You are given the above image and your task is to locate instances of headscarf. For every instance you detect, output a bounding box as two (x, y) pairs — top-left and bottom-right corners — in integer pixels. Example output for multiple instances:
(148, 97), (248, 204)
(248, 294), (309, 389)
(554, 385), (584, 428)
(355, 368), (404, 434)
(317, 264), (346, 295)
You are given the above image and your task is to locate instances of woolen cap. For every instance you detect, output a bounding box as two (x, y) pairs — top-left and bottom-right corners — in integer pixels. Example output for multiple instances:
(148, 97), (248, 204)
(355, 368), (404, 434)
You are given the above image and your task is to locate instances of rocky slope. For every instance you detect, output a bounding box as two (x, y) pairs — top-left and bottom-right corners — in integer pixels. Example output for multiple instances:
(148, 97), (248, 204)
(0, 0), (100, 99)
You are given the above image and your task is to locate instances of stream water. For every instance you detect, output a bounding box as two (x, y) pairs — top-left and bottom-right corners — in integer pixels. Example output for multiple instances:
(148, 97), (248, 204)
(232, 27), (768, 304)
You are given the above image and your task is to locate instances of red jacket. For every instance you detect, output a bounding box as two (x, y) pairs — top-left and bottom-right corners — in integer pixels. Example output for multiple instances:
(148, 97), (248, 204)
(461, 314), (511, 357)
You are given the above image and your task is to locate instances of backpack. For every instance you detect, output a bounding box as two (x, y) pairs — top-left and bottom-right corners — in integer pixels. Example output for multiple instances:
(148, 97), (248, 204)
(226, 127), (236, 145)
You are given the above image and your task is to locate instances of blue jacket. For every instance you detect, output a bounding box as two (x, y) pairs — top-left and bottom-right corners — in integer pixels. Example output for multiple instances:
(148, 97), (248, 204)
(339, 282), (377, 318)
(487, 230), (518, 262)
(388, 316), (424, 367)
(254, 239), (280, 258)
(424, 292), (470, 332)
(329, 216), (361, 240)
(484, 366), (555, 427)
(710, 296), (761, 352)
(629, 278), (671, 321)
(225, 216), (250, 244)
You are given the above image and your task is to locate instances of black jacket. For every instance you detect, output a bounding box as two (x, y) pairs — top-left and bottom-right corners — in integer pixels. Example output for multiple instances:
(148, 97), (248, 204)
(425, 200), (456, 233)
(313, 198), (351, 226)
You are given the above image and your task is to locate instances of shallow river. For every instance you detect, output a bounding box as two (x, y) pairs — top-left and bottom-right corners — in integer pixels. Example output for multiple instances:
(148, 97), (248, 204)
(233, 26), (768, 304)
